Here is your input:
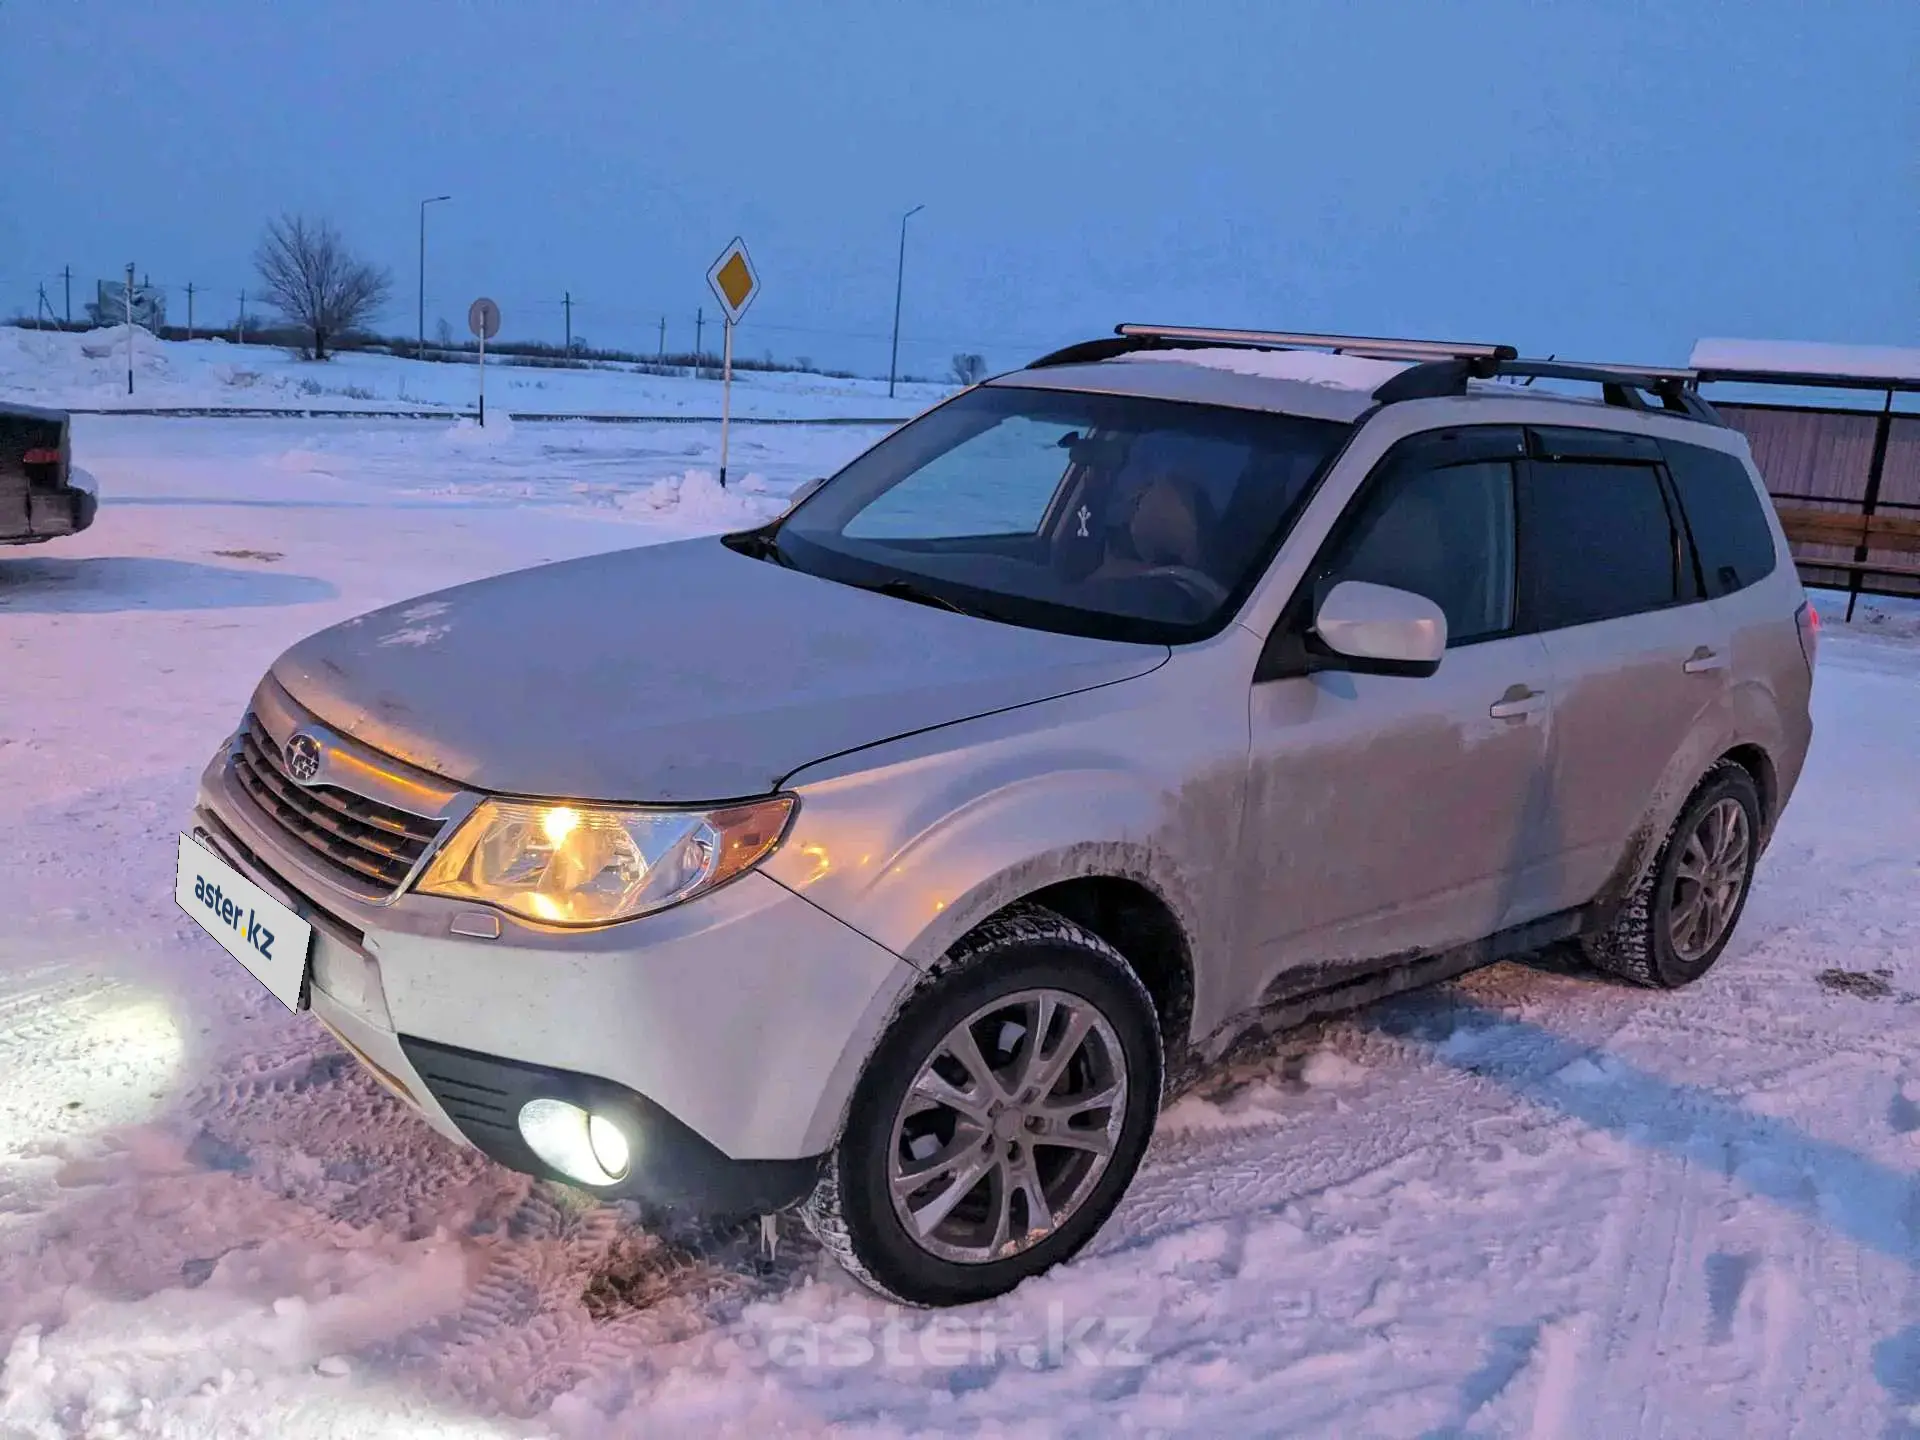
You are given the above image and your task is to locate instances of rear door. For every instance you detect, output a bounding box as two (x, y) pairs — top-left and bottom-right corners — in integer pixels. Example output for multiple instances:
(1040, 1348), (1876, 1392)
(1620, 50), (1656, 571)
(1521, 426), (1730, 910)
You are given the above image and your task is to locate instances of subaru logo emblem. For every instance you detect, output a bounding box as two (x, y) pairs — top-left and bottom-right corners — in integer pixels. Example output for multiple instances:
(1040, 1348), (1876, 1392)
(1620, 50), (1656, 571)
(284, 733), (323, 785)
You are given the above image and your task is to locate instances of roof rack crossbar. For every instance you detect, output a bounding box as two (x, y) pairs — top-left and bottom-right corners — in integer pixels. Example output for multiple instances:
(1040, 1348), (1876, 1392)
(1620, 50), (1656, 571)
(1026, 324), (1518, 371)
(1020, 326), (1726, 427)
(1115, 324), (1517, 363)
(1373, 356), (1724, 425)
(1501, 359), (1700, 386)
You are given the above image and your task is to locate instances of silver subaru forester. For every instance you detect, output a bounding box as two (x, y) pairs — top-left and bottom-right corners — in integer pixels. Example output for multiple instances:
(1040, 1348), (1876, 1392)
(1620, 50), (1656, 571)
(180, 325), (1816, 1306)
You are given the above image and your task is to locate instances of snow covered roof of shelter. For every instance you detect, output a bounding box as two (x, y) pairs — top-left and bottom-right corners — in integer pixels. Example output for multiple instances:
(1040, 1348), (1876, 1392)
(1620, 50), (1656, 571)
(1690, 338), (1920, 387)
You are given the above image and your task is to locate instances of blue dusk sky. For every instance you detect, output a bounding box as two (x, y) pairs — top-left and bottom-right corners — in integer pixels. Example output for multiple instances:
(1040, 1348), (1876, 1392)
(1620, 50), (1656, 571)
(3, 0), (1913, 377)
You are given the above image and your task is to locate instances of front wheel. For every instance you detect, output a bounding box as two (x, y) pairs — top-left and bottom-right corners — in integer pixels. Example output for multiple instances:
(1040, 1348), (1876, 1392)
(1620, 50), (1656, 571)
(802, 905), (1162, 1307)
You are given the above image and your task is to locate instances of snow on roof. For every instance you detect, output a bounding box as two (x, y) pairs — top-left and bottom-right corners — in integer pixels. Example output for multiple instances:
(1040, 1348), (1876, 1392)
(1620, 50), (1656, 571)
(1690, 337), (1920, 385)
(1112, 345), (1410, 393)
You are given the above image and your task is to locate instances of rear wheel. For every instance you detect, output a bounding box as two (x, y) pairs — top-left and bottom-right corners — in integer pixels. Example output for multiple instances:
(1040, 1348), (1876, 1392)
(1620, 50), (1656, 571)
(1583, 761), (1762, 989)
(802, 905), (1162, 1306)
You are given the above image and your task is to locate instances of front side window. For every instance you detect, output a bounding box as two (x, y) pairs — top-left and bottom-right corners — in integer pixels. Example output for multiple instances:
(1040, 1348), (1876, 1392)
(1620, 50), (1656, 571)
(1325, 459), (1518, 645)
(1524, 460), (1680, 629)
(769, 385), (1353, 642)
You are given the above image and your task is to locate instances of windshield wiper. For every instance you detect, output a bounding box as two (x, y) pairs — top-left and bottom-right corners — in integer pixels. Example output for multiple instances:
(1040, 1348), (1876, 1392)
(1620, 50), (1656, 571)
(862, 577), (982, 618)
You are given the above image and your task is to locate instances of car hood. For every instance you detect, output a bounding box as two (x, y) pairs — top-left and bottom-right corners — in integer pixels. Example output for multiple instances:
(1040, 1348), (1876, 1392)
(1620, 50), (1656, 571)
(270, 537), (1167, 803)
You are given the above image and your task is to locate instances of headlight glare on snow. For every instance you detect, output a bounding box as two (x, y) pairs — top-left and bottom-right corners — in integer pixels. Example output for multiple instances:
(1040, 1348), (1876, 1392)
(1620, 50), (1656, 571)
(418, 795), (794, 925)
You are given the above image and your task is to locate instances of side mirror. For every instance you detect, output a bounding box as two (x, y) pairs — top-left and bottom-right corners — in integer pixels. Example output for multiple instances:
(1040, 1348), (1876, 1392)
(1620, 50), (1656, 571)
(1310, 580), (1446, 677)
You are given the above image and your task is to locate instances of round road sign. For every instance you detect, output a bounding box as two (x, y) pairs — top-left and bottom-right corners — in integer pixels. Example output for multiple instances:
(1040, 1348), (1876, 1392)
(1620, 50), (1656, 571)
(468, 297), (501, 341)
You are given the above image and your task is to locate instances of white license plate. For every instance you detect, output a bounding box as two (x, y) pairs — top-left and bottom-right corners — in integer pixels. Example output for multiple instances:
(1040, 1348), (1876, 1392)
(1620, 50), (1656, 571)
(175, 833), (314, 1012)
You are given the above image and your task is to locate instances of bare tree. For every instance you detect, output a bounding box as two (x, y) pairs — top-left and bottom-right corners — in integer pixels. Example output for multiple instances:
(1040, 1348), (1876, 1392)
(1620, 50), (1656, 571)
(951, 352), (986, 385)
(253, 214), (392, 360)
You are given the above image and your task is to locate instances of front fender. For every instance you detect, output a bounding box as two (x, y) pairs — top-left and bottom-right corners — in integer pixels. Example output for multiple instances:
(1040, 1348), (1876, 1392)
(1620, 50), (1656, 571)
(762, 643), (1255, 1003)
(799, 766), (1212, 971)
(767, 758), (1231, 1157)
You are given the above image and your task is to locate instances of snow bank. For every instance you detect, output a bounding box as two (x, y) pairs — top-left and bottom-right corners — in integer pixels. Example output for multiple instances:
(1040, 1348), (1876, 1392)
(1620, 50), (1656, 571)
(437, 412), (518, 450)
(0, 324), (947, 418)
(614, 468), (785, 530)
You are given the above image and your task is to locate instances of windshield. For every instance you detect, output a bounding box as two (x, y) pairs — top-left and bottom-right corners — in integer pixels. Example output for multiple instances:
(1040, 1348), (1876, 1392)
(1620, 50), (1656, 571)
(764, 385), (1353, 643)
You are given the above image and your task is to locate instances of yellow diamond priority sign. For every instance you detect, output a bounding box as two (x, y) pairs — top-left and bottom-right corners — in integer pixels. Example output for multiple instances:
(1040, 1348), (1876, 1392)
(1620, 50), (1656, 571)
(707, 237), (759, 324)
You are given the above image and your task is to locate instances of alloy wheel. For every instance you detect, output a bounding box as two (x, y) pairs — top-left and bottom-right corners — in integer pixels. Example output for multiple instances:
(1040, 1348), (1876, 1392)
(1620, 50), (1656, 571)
(886, 988), (1128, 1265)
(1668, 796), (1751, 963)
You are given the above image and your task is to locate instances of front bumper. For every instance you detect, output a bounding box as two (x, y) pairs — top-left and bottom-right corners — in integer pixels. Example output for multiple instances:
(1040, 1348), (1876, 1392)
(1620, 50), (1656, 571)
(397, 1035), (825, 1212)
(191, 698), (920, 1211)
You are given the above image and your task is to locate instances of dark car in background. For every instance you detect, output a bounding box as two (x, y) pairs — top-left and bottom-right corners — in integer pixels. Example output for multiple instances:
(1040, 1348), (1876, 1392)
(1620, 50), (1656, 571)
(1, 402), (97, 546)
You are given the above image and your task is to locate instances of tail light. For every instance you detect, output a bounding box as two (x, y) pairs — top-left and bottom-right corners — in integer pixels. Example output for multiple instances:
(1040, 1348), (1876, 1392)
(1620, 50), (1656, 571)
(1794, 599), (1820, 673)
(21, 448), (61, 466)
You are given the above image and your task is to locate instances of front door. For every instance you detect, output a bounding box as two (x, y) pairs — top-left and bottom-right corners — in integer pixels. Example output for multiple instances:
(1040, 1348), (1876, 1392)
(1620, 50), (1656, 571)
(1235, 428), (1559, 1006)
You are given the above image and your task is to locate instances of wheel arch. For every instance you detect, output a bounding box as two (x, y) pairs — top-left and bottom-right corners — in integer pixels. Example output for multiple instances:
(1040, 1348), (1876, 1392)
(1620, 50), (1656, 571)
(1005, 875), (1196, 1081)
(1719, 741), (1779, 840)
(1588, 737), (1779, 934)
(901, 854), (1202, 1080)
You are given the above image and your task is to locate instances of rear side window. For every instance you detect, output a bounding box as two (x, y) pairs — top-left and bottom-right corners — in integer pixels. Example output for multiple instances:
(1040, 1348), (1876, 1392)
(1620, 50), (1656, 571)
(1523, 461), (1681, 630)
(1662, 441), (1778, 597)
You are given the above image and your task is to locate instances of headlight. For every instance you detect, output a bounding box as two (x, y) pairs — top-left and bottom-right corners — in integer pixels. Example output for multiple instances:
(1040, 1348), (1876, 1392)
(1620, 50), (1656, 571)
(417, 795), (795, 926)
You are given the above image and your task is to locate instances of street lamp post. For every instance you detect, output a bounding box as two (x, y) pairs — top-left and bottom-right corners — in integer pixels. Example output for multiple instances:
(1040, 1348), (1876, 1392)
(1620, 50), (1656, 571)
(888, 204), (924, 399)
(418, 195), (451, 359)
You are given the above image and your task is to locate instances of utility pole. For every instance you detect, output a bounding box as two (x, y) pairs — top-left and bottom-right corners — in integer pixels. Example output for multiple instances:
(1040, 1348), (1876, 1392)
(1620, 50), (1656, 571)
(658, 315), (666, 360)
(36, 284), (49, 329)
(125, 263), (135, 395)
(563, 291), (572, 354)
(418, 194), (451, 359)
(186, 282), (195, 341)
(62, 266), (71, 325)
(889, 204), (925, 399)
(694, 307), (704, 367)
(238, 291), (247, 345)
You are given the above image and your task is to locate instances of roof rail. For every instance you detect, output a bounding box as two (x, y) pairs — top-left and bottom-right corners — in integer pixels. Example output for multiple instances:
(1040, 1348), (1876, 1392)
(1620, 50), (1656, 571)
(1027, 324), (1518, 370)
(1373, 356), (1724, 425)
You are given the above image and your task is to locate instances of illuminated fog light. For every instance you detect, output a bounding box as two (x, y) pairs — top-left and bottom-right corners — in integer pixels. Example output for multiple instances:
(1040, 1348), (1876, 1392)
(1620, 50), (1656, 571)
(517, 1098), (629, 1186)
(587, 1112), (631, 1181)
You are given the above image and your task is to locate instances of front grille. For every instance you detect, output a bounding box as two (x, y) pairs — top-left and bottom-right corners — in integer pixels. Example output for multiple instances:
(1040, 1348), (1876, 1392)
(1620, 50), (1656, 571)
(231, 715), (445, 890)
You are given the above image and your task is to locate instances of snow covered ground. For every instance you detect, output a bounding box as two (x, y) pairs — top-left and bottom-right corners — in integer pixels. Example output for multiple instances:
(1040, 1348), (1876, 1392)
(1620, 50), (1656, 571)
(2, 412), (1918, 1438)
(0, 324), (948, 419)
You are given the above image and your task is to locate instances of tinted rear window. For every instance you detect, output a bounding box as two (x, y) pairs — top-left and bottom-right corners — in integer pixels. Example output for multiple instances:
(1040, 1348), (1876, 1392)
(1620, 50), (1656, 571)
(1523, 461), (1680, 630)
(1663, 441), (1778, 597)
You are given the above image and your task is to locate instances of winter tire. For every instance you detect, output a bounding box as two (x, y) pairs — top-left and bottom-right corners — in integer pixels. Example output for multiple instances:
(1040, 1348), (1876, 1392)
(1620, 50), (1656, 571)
(1583, 760), (1762, 989)
(802, 903), (1162, 1307)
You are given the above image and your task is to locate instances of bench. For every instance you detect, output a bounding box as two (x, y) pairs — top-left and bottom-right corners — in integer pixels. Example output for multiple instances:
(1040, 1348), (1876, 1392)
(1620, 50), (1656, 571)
(1773, 503), (1920, 618)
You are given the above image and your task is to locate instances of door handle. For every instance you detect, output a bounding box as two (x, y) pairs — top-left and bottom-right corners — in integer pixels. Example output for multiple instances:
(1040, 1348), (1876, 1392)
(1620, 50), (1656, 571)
(1489, 684), (1546, 720)
(1683, 646), (1728, 675)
